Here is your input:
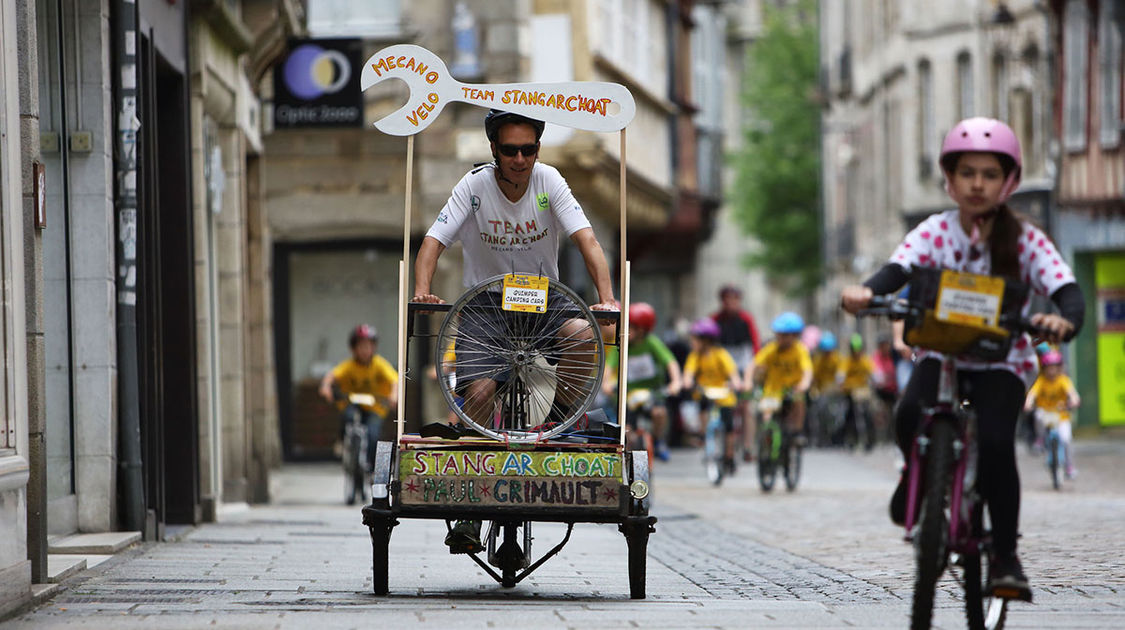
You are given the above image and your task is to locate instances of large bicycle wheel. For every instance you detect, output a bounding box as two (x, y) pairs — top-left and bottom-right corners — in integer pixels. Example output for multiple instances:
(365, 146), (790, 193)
(436, 276), (605, 442)
(912, 419), (955, 630)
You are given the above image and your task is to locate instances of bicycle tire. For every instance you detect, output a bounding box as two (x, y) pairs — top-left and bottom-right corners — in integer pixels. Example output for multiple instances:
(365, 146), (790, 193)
(1046, 433), (1060, 490)
(963, 550), (985, 630)
(627, 526), (649, 599)
(435, 275), (605, 442)
(784, 438), (802, 491)
(370, 515), (392, 595)
(704, 412), (725, 485)
(344, 433), (364, 505)
(349, 465), (365, 506)
(500, 522), (520, 587)
(757, 422), (777, 492)
(912, 419), (955, 630)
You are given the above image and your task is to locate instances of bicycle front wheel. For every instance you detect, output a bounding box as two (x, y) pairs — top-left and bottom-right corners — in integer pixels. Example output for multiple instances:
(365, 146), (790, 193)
(784, 437), (802, 491)
(912, 419), (955, 630)
(1046, 432), (1060, 490)
(704, 417), (725, 485)
(757, 421), (777, 492)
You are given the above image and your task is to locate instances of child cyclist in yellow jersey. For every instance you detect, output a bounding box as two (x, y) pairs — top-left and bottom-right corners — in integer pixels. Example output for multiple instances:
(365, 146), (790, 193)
(683, 318), (742, 467)
(319, 324), (399, 468)
(1024, 350), (1080, 478)
(839, 333), (877, 450)
(747, 312), (813, 445)
(811, 332), (843, 395)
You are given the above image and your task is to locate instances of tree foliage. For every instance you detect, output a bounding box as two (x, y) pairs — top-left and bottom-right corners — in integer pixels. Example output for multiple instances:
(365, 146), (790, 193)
(731, 0), (821, 296)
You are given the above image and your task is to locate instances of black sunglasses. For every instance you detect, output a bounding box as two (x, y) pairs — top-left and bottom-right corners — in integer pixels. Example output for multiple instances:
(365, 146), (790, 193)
(497, 143), (539, 157)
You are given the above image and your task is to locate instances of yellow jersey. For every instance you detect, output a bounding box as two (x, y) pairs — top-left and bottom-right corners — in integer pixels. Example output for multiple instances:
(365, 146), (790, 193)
(812, 351), (842, 392)
(840, 354), (875, 392)
(685, 346), (738, 407)
(1028, 374), (1075, 422)
(754, 341), (812, 397)
(331, 355), (398, 416)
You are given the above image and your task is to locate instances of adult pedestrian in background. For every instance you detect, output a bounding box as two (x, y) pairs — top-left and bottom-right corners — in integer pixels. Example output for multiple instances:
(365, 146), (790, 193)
(711, 285), (762, 460)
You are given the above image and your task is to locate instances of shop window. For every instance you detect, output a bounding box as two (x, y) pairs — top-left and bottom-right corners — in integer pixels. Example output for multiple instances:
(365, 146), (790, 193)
(957, 51), (974, 120)
(307, 0), (402, 39)
(992, 52), (1008, 121)
(594, 0), (655, 89)
(918, 59), (935, 179)
(1063, 0), (1090, 152)
(1098, 0), (1123, 148)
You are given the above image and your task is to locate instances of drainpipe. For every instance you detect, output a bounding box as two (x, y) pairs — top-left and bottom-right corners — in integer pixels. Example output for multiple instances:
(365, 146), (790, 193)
(112, 0), (144, 533)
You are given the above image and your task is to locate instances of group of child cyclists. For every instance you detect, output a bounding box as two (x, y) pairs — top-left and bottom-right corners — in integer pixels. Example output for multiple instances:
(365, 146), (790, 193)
(321, 110), (1085, 603)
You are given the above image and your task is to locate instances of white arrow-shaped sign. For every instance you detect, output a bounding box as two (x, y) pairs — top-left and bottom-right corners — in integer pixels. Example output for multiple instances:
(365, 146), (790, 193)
(361, 44), (635, 136)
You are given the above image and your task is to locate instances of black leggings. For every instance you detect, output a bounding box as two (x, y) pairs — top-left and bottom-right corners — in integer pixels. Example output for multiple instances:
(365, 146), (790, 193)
(895, 359), (1026, 556)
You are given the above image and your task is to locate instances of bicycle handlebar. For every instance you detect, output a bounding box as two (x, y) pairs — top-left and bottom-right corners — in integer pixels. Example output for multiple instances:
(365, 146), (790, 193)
(856, 295), (1045, 336)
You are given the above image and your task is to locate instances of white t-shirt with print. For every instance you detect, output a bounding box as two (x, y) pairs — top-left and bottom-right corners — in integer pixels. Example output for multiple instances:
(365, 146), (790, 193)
(889, 209), (1076, 384)
(426, 163), (592, 288)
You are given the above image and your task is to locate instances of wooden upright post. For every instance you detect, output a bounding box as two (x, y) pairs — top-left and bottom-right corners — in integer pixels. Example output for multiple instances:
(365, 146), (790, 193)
(396, 135), (415, 440)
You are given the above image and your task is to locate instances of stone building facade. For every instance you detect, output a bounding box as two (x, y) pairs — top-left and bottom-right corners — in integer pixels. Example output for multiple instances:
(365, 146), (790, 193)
(818, 0), (1054, 333)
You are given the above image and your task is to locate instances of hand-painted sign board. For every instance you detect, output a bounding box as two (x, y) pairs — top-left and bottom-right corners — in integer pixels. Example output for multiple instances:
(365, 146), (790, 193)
(360, 44), (635, 136)
(398, 450), (623, 508)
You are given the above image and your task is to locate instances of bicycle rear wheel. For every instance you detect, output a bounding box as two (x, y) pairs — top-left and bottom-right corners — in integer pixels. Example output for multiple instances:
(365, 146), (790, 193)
(964, 550), (1010, 630)
(436, 276), (605, 442)
(912, 419), (955, 630)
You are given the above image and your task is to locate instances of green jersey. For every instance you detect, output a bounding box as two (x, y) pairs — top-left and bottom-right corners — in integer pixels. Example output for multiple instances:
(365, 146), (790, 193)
(606, 334), (677, 391)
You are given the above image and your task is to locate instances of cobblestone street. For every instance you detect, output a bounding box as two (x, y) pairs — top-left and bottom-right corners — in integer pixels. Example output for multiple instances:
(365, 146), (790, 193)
(4, 440), (1123, 629)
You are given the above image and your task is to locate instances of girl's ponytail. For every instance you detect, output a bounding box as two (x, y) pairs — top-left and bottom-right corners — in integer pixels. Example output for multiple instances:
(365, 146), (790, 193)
(989, 203), (1023, 280)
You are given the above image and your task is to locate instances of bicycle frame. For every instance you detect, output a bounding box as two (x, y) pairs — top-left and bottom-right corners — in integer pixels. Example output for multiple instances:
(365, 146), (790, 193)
(902, 357), (980, 555)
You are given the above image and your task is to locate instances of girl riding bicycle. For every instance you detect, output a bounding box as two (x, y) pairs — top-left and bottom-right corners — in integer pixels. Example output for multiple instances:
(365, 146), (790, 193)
(1024, 349), (1080, 479)
(841, 117), (1085, 601)
(683, 318), (741, 468)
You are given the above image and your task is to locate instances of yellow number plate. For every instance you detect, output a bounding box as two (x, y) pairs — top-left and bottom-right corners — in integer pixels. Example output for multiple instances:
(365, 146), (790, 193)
(935, 270), (1005, 327)
(501, 274), (549, 313)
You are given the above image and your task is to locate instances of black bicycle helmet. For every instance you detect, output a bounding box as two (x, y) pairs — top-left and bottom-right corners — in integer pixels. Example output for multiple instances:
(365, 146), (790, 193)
(484, 109), (545, 142)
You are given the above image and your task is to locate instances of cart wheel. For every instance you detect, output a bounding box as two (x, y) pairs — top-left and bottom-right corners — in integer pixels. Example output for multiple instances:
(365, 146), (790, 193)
(368, 511), (397, 595)
(498, 522), (522, 588)
(627, 534), (648, 599)
(620, 518), (655, 599)
(501, 566), (517, 588)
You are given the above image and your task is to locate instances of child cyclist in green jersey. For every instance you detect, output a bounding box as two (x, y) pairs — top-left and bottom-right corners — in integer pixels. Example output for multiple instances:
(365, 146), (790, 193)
(603, 302), (683, 461)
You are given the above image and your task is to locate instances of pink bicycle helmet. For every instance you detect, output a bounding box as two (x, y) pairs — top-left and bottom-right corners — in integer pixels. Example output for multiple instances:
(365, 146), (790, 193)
(1040, 350), (1063, 367)
(939, 117), (1022, 203)
(690, 317), (721, 340)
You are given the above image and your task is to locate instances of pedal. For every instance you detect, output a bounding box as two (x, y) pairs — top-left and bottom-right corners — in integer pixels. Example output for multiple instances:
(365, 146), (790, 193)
(447, 540), (484, 555)
(990, 585), (1032, 603)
